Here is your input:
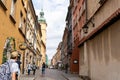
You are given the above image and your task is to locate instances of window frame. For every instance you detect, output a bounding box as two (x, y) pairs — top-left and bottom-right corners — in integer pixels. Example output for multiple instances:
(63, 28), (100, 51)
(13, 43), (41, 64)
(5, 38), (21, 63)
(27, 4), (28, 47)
(0, 0), (7, 10)
(10, 0), (17, 24)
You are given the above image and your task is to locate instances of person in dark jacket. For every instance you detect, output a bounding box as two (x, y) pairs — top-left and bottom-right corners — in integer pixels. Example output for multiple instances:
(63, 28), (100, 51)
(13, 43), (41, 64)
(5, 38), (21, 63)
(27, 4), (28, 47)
(41, 62), (45, 76)
(16, 54), (21, 70)
(65, 63), (68, 73)
(32, 63), (37, 75)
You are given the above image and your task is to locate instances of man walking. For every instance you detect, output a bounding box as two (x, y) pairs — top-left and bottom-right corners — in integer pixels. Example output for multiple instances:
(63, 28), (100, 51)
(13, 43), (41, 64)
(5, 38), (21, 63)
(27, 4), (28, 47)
(32, 63), (37, 75)
(9, 51), (20, 80)
(27, 62), (32, 75)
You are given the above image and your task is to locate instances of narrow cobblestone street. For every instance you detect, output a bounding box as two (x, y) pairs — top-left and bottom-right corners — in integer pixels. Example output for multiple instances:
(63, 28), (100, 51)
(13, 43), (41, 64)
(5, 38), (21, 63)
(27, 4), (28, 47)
(35, 69), (67, 80)
(0, 0), (120, 80)
(20, 69), (68, 80)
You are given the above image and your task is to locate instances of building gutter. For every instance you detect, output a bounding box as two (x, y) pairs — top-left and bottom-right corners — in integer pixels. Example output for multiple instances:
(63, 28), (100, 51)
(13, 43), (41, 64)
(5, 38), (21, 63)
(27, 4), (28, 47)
(85, 0), (88, 22)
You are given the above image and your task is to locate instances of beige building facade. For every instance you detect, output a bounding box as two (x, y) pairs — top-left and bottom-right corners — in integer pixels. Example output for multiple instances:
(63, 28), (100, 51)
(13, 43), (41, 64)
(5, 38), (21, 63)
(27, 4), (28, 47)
(24, 0), (42, 72)
(36, 22), (42, 67)
(61, 27), (68, 69)
(51, 55), (57, 68)
(38, 9), (47, 67)
(39, 41), (46, 67)
(78, 0), (120, 80)
(52, 42), (62, 68)
(24, 0), (36, 69)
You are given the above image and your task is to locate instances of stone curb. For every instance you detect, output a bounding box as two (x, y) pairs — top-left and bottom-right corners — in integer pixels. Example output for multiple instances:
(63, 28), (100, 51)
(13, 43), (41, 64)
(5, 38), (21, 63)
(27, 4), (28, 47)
(61, 72), (82, 80)
(20, 75), (35, 80)
(61, 73), (69, 80)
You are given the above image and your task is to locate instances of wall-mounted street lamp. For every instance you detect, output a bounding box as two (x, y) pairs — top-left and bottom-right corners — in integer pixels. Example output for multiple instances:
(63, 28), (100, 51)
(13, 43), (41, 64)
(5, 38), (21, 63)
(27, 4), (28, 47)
(82, 17), (95, 34)
(19, 42), (27, 50)
(82, 25), (88, 34)
(29, 42), (32, 47)
(19, 42), (34, 50)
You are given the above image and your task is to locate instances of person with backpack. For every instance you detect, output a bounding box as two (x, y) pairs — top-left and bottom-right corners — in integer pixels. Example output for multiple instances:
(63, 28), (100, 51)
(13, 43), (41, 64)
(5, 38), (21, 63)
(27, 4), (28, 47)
(10, 51), (20, 80)
(0, 51), (20, 80)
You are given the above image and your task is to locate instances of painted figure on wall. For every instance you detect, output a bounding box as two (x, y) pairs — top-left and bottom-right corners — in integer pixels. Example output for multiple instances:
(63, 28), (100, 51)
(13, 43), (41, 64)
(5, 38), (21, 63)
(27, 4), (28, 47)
(2, 37), (16, 63)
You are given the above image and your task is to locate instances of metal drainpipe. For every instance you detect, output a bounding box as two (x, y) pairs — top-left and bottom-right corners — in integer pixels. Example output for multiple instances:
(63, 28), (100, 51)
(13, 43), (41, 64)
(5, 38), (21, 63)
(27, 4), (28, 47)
(22, 0), (29, 74)
(85, 0), (88, 22)
(85, 0), (91, 78)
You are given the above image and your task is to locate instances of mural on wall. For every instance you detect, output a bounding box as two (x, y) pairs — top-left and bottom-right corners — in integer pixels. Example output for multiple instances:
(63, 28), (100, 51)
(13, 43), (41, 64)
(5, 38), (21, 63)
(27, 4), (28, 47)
(2, 37), (16, 63)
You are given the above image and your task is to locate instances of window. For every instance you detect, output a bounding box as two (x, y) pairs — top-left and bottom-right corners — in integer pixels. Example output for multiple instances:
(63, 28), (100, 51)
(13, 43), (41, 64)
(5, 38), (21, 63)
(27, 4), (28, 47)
(21, 0), (27, 12)
(19, 11), (23, 30)
(24, 0), (27, 8)
(10, 0), (16, 16)
(74, 0), (78, 6)
(21, 0), (24, 6)
(1, 0), (4, 2)
(99, 0), (106, 5)
(0, 0), (7, 10)
(10, 0), (17, 23)
(1, 0), (6, 4)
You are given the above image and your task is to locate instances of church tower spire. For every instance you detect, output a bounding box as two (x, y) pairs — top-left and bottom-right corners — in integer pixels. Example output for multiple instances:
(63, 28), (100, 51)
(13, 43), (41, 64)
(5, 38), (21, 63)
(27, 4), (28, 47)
(38, 9), (47, 66)
(39, 9), (46, 24)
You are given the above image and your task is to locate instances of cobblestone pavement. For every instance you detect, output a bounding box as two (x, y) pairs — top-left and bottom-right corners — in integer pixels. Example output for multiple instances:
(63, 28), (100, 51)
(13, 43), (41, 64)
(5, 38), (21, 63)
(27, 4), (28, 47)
(20, 69), (80, 80)
(34, 69), (67, 80)
(20, 74), (35, 80)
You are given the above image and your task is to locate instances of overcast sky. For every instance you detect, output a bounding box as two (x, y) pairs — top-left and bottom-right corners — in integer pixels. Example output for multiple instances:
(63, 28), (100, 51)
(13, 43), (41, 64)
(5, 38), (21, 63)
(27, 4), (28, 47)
(32, 0), (69, 60)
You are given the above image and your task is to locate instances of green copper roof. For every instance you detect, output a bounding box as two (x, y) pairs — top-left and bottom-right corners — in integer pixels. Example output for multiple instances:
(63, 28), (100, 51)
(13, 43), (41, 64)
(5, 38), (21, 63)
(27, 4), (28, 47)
(38, 9), (46, 23)
(46, 54), (48, 65)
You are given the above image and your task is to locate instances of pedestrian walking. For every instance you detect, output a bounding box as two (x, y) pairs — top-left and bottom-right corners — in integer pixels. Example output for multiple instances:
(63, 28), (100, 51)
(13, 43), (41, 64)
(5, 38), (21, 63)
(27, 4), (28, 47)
(41, 62), (46, 76)
(27, 62), (32, 75)
(0, 51), (20, 80)
(16, 54), (21, 80)
(10, 51), (20, 80)
(32, 63), (37, 75)
(65, 63), (68, 73)
(16, 54), (21, 70)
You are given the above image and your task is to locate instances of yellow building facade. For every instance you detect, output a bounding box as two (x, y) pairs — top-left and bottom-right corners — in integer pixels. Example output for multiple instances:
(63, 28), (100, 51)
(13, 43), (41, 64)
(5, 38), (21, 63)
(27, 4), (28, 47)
(0, 0), (27, 64)
(0, 0), (43, 74)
